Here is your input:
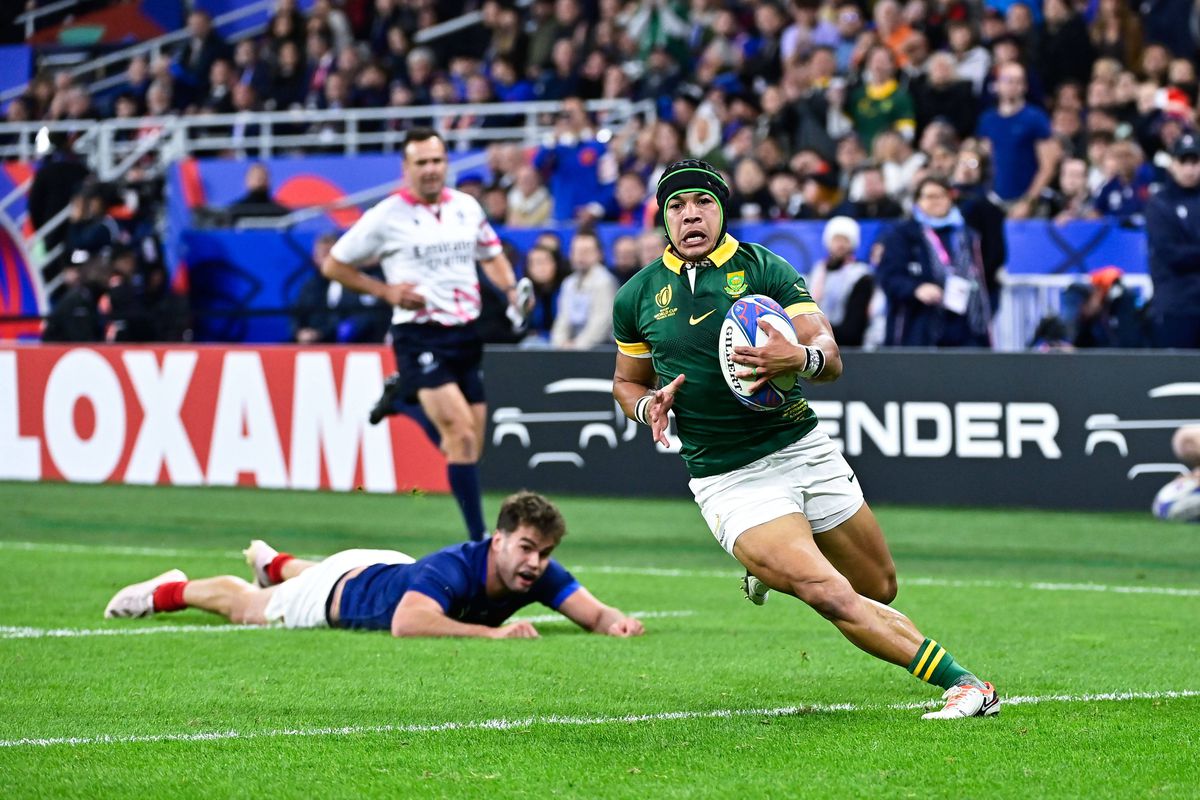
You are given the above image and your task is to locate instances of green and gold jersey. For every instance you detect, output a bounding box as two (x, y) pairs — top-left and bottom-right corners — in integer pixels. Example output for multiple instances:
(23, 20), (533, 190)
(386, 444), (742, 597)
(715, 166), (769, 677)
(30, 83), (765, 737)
(613, 235), (822, 478)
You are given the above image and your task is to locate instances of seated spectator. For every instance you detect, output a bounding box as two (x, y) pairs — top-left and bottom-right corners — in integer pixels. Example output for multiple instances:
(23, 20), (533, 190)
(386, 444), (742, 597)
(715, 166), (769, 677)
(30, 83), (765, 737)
(835, 163), (904, 219)
(610, 235), (641, 285)
(266, 40), (307, 111)
(808, 216), (881, 348)
(912, 53), (977, 141)
(175, 10), (230, 97)
(1033, 157), (1097, 223)
(873, 130), (924, 199)
(1092, 140), (1149, 224)
(227, 164), (290, 219)
(520, 244), (568, 346)
(637, 229), (666, 268)
(850, 45), (916, 149)
(728, 157), (773, 221)
(878, 176), (992, 348)
(506, 165), (552, 227)
(550, 230), (618, 349)
(292, 233), (389, 344)
(1067, 266), (1150, 348)
(765, 169), (804, 219)
(601, 171), (648, 225)
(65, 185), (124, 263)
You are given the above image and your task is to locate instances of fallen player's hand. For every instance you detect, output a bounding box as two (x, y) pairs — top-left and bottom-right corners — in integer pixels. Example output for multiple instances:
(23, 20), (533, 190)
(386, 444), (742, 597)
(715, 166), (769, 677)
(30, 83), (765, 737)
(606, 617), (645, 637)
(493, 621), (540, 639)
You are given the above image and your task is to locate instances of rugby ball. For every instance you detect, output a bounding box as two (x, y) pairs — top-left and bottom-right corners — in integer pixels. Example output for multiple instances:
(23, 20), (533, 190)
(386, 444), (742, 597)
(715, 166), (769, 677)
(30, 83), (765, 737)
(1151, 474), (1200, 522)
(718, 294), (798, 411)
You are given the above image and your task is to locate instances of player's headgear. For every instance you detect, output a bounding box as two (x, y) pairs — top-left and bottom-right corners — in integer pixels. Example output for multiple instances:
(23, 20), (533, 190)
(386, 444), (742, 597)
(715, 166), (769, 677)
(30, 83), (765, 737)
(656, 159), (730, 255)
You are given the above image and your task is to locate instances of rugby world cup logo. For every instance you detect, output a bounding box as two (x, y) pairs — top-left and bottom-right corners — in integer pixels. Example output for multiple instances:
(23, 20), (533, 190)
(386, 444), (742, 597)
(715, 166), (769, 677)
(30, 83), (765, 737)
(655, 285), (672, 308)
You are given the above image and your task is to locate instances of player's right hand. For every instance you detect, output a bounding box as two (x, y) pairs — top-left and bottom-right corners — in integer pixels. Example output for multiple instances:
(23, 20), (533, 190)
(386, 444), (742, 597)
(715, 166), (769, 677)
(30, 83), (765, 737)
(382, 282), (427, 310)
(493, 621), (539, 639)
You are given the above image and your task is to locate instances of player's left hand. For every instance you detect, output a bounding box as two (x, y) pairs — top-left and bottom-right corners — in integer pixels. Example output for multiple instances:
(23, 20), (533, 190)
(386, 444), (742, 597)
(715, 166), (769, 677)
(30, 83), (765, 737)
(606, 617), (645, 637)
(649, 373), (685, 447)
(732, 320), (800, 393)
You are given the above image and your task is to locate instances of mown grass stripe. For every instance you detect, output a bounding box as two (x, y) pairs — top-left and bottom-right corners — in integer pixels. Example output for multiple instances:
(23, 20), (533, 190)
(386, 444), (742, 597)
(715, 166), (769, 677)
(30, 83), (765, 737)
(0, 611), (695, 640)
(2, 690), (1196, 749)
(3, 541), (1198, 597)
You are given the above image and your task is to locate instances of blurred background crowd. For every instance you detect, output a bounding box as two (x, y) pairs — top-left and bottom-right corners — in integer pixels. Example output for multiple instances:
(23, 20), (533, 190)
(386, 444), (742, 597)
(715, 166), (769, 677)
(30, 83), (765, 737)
(7, 0), (1200, 350)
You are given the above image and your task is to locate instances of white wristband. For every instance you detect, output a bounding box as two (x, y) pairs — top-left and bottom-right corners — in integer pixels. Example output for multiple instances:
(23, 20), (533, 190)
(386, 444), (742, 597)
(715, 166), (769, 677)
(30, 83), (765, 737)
(633, 394), (654, 425)
(797, 345), (826, 379)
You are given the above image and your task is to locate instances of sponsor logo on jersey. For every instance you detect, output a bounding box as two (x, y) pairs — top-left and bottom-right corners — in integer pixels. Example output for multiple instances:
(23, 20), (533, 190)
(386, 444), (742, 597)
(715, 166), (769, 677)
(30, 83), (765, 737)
(723, 271), (747, 297)
(689, 310), (715, 325)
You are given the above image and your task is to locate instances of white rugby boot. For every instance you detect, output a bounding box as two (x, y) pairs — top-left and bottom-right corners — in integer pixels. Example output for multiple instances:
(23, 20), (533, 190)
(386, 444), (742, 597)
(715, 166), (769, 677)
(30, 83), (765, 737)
(243, 539), (280, 588)
(103, 569), (188, 618)
(921, 681), (1001, 720)
(741, 571), (770, 606)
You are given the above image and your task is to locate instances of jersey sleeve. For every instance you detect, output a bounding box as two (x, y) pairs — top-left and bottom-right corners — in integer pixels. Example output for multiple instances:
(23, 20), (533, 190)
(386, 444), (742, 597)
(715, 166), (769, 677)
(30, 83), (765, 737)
(329, 198), (391, 266)
(472, 196), (504, 261)
(531, 559), (581, 609)
(753, 245), (821, 317)
(404, 553), (473, 613)
(612, 281), (651, 358)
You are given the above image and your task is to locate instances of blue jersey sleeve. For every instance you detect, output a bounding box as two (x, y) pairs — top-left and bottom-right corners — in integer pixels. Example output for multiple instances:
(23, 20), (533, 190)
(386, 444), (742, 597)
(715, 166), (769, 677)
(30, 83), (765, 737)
(404, 554), (473, 613)
(532, 559), (580, 609)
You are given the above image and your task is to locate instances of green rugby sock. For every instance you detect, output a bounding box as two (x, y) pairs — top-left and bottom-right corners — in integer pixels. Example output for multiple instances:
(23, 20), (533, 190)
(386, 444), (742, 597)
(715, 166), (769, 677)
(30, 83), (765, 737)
(907, 638), (973, 690)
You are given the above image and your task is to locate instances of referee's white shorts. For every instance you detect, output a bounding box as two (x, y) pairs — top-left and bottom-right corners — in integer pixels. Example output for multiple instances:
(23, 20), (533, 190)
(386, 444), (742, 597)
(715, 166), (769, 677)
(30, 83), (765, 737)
(263, 549), (414, 629)
(688, 428), (865, 556)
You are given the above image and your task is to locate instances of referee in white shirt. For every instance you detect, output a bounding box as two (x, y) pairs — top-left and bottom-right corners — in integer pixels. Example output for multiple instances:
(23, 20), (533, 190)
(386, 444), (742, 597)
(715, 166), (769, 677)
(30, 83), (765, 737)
(322, 128), (527, 541)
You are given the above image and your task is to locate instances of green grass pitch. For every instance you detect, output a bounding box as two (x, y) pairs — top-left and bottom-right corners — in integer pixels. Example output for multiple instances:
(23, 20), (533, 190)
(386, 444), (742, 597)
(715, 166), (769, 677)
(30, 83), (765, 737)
(0, 481), (1197, 799)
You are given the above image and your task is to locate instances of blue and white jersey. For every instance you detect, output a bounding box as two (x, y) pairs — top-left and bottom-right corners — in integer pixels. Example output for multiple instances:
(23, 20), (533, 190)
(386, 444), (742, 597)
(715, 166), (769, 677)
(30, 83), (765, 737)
(336, 538), (580, 631)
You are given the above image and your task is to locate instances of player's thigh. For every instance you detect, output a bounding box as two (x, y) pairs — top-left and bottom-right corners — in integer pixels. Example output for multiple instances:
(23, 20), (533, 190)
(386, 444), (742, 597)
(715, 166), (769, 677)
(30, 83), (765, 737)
(417, 382), (474, 429)
(232, 586), (275, 625)
(814, 502), (897, 604)
(732, 514), (855, 607)
(470, 401), (486, 445)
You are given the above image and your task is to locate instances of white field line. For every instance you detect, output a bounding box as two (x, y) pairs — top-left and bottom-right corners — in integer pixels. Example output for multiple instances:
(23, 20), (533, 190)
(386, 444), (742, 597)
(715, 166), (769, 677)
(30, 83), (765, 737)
(4, 540), (1199, 598)
(2, 689), (1197, 749)
(0, 611), (694, 641)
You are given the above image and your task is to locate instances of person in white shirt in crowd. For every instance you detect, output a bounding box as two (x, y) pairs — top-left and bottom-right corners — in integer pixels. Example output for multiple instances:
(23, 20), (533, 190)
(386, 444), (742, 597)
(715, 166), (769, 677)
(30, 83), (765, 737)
(551, 229), (619, 349)
(808, 216), (884, 348)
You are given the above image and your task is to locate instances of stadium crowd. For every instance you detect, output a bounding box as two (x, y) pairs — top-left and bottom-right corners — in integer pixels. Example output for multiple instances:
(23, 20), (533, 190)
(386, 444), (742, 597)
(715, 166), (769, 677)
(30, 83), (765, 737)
(12, 0), (1200, 348)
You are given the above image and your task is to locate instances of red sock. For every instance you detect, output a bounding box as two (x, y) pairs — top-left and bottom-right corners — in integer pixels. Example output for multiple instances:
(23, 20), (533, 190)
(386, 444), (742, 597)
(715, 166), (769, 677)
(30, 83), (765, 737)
(266, 553), (294, 585)
(152, 581), (188, 612)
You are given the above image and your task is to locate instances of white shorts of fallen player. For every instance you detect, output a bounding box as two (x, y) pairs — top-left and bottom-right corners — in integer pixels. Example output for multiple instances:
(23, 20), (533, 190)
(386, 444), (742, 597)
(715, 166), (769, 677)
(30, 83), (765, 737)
(689, 429), (865, 556)
(264, 549), (415, 629)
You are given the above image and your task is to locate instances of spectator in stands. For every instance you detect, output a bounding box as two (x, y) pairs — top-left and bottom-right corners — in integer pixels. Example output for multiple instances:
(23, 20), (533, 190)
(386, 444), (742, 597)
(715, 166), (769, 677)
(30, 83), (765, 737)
(879, 176), (992, 347)
(267, 40), (307, 112)
(610, 234), (642, 286)
(1036, 0), (1094, 94)
(1093, 140), (1149, 224)
(850, 45), (916, 148)
(65, 184), (123, 263)
(1068, 266), (1150, 348)
(602, 171), (649, 225)
(550, 230), (618, 349)
(1089, 0), (1143, 70)
(728, 157), (774, 221)
(533, 97), (615, 222)
(520, 244), (567, 346)
(233, 40), (273, 103)
(835, 163), (903, 219)
(873, 0), (917, 64)
(506, 164), (552, 227)
(226, 164), (290, 220)
(1034, 156), (1096, 222)
(976, 62), (1059, 216)
(293, 233), (389, 345)
(1146, 132), (1200, 348)
(28, 130), (89, 258)
(201, 59), (236, 115)
(951, 144), (1007, 311)
(176, 10), (230, 97)
(946, 20), (991, 96)
(637, 229), (665, 269)
(809, 216), (880, 348)
(912, 52), (977, 140)
(304, 28), (337, 107)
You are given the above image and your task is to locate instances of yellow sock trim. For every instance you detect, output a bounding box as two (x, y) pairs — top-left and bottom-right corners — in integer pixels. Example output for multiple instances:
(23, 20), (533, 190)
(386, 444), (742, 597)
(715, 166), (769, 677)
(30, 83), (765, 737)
(911, 640), (938, 677)
(922, 648), (948, 682)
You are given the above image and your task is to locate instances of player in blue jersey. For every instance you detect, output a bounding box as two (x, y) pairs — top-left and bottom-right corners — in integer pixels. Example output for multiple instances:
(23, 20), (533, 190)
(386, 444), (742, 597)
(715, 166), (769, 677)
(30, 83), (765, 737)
(104, 492), (644, 639)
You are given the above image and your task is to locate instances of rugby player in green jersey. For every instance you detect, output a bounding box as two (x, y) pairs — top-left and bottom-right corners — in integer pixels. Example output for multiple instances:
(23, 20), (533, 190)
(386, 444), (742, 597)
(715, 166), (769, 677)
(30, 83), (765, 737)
(611, 159), (1000, 720)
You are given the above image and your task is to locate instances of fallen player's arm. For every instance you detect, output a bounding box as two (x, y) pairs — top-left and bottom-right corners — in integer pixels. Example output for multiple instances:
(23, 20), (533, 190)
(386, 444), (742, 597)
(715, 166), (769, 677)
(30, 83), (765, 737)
(390, 591), (539, 639)
(556, 586), (645, 637)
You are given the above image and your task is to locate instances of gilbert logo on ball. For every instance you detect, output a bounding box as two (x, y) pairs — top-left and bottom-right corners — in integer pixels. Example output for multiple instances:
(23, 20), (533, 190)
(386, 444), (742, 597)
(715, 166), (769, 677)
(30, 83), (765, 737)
(717, 295), (798, 411)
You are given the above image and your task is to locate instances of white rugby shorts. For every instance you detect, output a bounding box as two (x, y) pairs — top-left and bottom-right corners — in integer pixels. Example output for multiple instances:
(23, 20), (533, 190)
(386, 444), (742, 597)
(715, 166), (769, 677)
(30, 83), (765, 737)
(263, 548), (414, 629)
(688, 428), (865, 555)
